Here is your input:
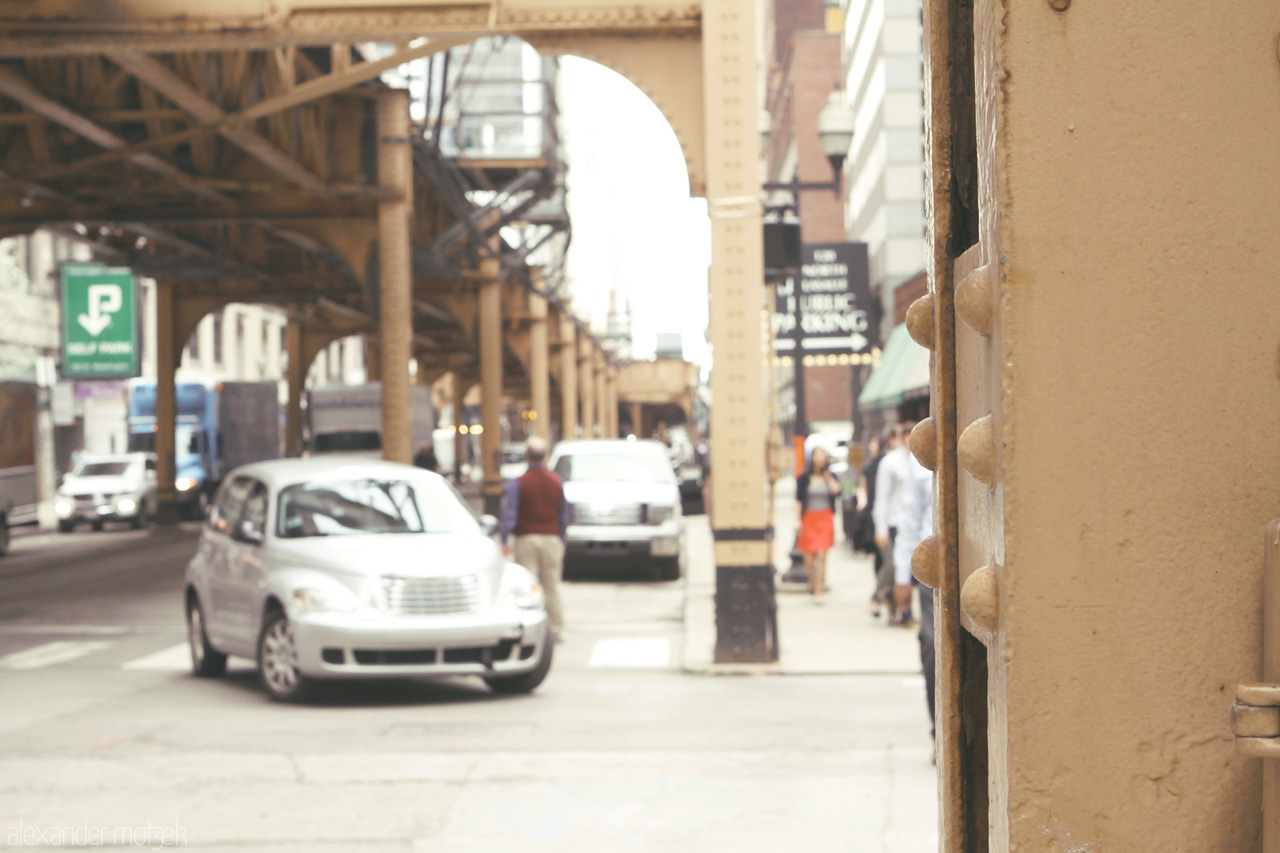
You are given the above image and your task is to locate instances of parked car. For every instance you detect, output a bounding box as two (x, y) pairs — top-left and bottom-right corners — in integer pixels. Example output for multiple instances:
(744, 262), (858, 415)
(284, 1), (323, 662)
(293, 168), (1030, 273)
(183, 457), (552, 702)
(55, 452), (157, 532)
(550, 439), (683, 580)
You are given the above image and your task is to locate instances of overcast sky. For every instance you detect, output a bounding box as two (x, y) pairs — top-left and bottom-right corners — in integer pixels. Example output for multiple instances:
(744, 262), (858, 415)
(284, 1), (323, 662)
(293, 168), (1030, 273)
(558, 57), (711, 366)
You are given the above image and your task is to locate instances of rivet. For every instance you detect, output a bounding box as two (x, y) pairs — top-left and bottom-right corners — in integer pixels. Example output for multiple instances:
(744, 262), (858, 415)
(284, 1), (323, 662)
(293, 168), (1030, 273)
(905, 293), (934, 350)
(912, 534), (940, 589)
(961, 565), (1000, 631)
(909, 417), (937, 471)
(957, 414), (997, 485)
(955, 263), (994, 337)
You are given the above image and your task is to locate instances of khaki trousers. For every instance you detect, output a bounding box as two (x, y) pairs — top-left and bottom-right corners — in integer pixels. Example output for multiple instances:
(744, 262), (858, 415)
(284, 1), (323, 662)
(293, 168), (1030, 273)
(513, 534), (565, 636)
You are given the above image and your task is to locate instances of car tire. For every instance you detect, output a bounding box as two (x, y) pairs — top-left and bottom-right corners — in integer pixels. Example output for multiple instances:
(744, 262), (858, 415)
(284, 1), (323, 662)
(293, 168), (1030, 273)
(483, 634), (554, 695)
(57, 520), (74, 534)
(91, 520), (104, 532)
(186, 595), (227, 678)
(257, 609), (312, 702)
(130, 512), (145, 530)
(656, 557), (681, 582)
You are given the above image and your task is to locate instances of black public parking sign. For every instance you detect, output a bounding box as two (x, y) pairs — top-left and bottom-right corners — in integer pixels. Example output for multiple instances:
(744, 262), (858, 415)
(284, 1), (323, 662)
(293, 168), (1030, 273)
(772, 242), (872, 355)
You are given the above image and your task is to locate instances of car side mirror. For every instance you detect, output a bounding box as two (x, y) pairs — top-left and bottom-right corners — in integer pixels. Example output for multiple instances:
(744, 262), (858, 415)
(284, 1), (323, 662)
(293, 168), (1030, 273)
(479, 514), (499, 537)
(236, 520), (264, 545)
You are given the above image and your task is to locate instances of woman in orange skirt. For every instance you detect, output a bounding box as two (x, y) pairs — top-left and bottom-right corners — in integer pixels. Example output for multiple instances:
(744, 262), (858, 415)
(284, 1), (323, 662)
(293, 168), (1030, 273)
(796, 447), (841, 603)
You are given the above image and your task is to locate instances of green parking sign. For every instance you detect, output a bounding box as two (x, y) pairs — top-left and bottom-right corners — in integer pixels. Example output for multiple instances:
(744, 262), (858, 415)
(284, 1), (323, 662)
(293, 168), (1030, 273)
(61, 264), (139, 379)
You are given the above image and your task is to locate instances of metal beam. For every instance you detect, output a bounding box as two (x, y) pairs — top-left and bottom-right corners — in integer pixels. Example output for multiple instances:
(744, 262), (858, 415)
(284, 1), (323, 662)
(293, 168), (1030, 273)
(0, 66), (227, 202)
(0, 4), (700, 56)
(108, 50), (331, 194)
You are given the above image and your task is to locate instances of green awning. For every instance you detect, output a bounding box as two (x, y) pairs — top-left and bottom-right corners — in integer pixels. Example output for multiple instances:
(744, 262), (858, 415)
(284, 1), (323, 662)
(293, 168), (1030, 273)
(858, 323), (930, 412)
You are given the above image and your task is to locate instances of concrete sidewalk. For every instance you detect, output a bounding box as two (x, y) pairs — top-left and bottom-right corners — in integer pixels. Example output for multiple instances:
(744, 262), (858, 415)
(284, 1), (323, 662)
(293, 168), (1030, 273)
(682, 476), (925, 675)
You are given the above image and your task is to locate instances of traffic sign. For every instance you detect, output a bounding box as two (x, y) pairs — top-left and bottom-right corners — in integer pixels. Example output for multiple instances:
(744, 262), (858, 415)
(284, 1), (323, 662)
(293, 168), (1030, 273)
(60, 264), (139, 379)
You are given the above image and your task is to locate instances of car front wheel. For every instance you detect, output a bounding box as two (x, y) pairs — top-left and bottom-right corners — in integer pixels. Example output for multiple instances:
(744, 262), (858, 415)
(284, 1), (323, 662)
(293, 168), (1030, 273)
(187, 595), (227, 677)
(258, 610), (311, 702)
(483, 634), (554, 695)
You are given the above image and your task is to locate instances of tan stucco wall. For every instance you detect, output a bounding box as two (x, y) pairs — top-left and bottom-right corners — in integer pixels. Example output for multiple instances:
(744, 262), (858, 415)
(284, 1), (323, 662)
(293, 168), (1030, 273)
(978, 0), (1280, 848)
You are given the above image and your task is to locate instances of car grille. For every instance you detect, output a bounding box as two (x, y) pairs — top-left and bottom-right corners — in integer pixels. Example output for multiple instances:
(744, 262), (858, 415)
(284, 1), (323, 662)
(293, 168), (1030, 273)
(573, 503), (643, 525)
(380, 574), (481, 615)
(72, 493), (113, 507)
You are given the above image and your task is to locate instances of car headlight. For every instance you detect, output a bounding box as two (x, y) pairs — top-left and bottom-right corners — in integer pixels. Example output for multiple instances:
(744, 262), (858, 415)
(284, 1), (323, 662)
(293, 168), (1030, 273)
(176, 477), (197, 492)
(55, 499), (72, 516)
(117, 498), (136, 514)
(649, 504), (676, 524)
(293, 586), (358, 614)
(498, 564), (545, 610)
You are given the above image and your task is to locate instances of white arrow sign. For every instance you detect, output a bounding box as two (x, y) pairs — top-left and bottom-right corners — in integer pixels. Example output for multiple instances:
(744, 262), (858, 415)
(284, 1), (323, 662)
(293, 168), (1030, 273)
(800, 332), (869, 351)
(77, 283), (122, 337)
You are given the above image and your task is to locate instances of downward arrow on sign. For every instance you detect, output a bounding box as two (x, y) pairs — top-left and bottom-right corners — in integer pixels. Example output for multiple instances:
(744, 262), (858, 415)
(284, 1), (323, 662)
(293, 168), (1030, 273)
(77, 283), (122, 337)
(78, 313), (111, 336)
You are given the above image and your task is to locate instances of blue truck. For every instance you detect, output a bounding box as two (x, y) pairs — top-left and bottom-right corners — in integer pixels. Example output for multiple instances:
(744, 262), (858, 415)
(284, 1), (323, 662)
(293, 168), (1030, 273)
(127, 380), (280, 517)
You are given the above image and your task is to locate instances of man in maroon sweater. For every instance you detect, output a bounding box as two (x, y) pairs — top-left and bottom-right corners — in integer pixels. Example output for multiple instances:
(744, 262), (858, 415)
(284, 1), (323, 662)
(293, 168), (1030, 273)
(499, 437), (569, 641)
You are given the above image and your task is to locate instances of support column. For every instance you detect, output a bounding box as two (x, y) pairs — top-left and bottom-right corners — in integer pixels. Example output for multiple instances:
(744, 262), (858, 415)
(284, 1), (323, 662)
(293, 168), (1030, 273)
(285, 320), (304, 457)
(593, 349), (607, 440)
(529, 291), (551, 443)
(154, 281), (179, 524)
(478, 261), (503, 516)
(704, 0), (774, 663)
(606, 368), (619, 439)
(579, 335), (596, 438)
(363, 337), (381, 383)
(376, 89), (413, 464)
(629, 402), (643, 438)
(448, 371), (464, 482)
(560, 317), (579, 439)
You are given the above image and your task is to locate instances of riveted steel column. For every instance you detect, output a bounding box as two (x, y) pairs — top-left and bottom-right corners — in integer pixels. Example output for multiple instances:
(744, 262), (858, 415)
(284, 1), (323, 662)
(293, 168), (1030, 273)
(449, 371), (464, 482)
(478, 261), (503, 515)
(605, 368), (619, 439)
(704, 0), (775, 663)
(284, 319), (304, 457)
(529, 290), (551, 443)
(593, 349), (607, 439)
(153, 280), (178, 525)
(579, 335), (596, 438)
(376, 89), (413, 465)
(559, 317), (578, 439)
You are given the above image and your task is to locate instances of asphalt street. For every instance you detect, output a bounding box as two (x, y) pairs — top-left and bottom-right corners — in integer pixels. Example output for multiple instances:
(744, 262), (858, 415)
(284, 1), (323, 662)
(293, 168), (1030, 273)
(0, 521), (936, 852)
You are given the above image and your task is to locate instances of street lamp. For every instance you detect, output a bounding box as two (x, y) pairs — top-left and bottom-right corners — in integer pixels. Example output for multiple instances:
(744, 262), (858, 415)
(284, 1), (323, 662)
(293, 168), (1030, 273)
(761, 89), (856, 201)
(760, 87), (856, 586)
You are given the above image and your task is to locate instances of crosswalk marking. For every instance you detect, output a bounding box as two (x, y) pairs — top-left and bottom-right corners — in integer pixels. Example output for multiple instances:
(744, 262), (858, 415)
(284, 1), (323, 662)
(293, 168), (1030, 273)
(121, 643), (192, 672)
(588, 637), (671, 669)
(0, 640), (112, 670)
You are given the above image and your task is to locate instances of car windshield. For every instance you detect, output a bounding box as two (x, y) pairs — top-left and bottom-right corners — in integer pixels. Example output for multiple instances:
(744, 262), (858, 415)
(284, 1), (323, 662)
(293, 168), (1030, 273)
(314, 431), (382, 453)
(277, 478), (479, 538)
(502, 447), (525, 464)
(554, 452), (674, 484)
(75, 461), (133, 477)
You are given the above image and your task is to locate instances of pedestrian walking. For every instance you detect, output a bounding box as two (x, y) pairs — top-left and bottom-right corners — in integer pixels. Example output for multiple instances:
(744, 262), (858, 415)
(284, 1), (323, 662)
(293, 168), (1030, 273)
(499, 437), (569, 642)
(873, 422), (916, 625)
(858, 432), (887, 615)
(891, 448), (931, 630)
(413, 440), (439, 474)
(795, 446), (841, 604)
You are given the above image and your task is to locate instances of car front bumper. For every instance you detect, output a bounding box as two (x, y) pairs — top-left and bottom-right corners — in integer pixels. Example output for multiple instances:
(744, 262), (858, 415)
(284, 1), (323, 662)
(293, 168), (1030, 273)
(56, 500), (142, 523)
(290, 606), (550, 678)
(564, 521), (682, 562)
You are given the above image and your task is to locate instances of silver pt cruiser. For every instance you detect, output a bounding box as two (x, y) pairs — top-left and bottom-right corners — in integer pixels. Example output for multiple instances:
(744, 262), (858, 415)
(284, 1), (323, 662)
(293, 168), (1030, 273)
(183, 458), (552, 701)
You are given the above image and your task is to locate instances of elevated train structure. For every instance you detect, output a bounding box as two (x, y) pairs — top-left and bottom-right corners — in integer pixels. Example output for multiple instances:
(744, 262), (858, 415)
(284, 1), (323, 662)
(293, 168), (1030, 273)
(13, 0), (1273, 849)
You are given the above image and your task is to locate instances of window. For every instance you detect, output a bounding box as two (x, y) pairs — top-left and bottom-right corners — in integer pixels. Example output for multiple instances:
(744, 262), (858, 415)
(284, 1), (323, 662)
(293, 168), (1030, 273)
(210, 476), (254, 535)
(277, 478), (479, 539)
(240, 482), (268, 540)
